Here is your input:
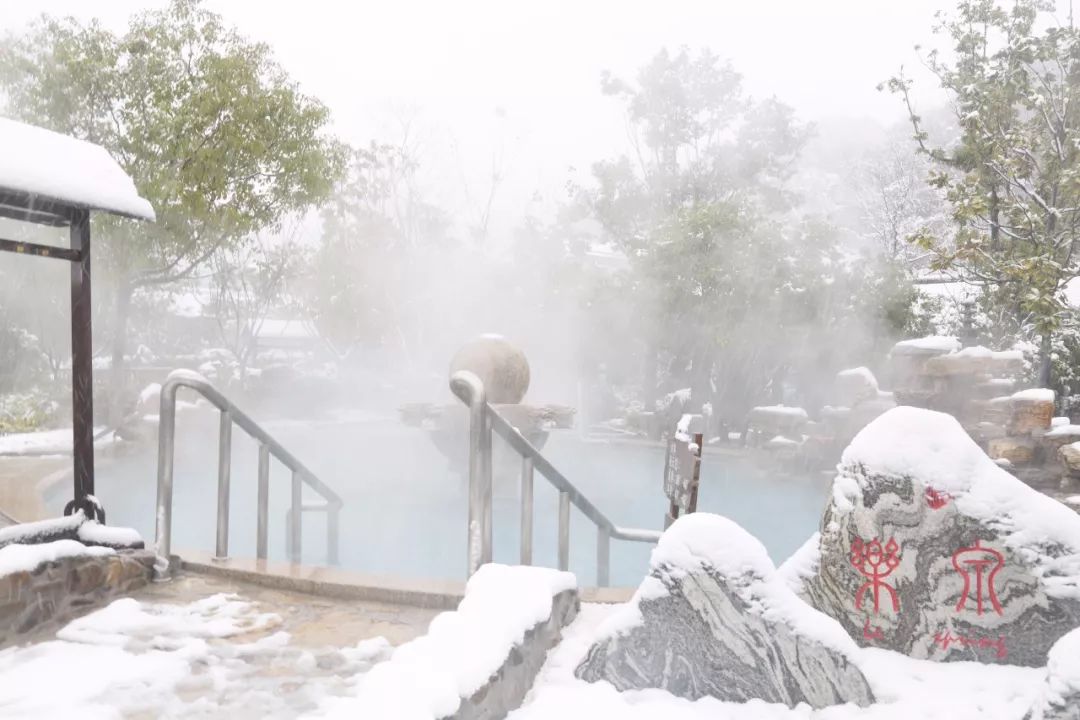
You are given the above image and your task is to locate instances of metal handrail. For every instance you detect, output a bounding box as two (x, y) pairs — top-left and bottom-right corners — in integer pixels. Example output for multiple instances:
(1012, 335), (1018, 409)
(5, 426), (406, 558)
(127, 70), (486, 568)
(450, 371), (662, 586)
(154, 369), (342, 579)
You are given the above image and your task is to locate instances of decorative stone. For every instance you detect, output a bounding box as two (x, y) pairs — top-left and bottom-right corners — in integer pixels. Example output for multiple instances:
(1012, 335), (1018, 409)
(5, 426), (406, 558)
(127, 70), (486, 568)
(1027, 628), (1080, 720)
(449, 335), (531, 404)
(746, 405), (808, 443)
(804, 406), (1080, 667)
(1043, 425), (1080, 453)
(988, 436), (1036, 465)
(575, 514), (875, 709)
(1009, 389), (1056, 435)
(834, 367), (879, 407)
(1060, 442), (1080, 478)
(0, 550), (154, 647)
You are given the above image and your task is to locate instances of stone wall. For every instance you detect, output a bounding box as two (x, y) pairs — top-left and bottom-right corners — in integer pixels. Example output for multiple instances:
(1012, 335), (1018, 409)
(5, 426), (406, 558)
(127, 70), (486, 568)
(453, 589), (578, 720)
(0, 550), (154, 646)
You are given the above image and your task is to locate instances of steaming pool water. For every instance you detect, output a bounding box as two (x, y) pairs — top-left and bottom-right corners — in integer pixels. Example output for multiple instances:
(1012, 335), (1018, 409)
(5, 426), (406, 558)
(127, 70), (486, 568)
(49, 412), (832, 587)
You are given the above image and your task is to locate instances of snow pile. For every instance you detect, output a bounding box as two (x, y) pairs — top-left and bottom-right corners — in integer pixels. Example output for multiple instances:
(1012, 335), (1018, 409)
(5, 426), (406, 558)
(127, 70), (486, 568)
(0, 116), (155, 220)
(317, 564), (576, 720)
(57, 593), (280, 645)
(0, 513), (83, 546)
(892, 335), (961, 355)
(839, 406), (1080, 598)
(0, 539), (113, 576)
(0, 510), (142, 552)
(1013, 388), (1056, 403)
(1031, 628), (1080, 720)
(750, 405), (808, 420)
(1046, 424), (1080, 438)
(777, 532), (821, 595)
(76, 521), (143, 548)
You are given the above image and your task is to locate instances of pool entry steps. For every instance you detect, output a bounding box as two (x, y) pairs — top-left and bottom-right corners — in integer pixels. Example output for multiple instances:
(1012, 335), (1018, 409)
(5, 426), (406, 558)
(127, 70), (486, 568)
(151, 368), (658, 589)
(153, 369), (344, 579)
(451, 370), (662, 586)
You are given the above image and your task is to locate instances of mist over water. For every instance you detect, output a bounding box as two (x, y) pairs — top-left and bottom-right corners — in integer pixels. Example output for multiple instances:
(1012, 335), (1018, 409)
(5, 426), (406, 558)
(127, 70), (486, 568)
(6, 0), (1076, 586)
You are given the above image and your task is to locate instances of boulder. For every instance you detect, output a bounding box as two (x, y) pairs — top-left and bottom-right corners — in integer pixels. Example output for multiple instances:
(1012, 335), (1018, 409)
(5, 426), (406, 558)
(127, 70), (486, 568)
(988, 436), (1036, 465)
(1010, 389), (1056, 435)
(746, 405), (808, 441)
(834, 367), (880, 407)
(575, 514), (874, 709)
(1043, 425), (1080, 453)
(804, 406), (1080, 667)
(1060, 442), (1080, 478)
(1027, 628), (1080, 720)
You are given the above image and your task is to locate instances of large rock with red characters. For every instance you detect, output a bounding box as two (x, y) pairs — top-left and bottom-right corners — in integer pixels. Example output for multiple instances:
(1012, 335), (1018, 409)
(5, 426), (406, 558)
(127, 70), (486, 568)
(797, 406), (1080, 667)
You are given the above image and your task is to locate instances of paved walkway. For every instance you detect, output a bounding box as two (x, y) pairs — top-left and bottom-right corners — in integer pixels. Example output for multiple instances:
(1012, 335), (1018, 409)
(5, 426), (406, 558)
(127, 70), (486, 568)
(2, 569), (440, 718)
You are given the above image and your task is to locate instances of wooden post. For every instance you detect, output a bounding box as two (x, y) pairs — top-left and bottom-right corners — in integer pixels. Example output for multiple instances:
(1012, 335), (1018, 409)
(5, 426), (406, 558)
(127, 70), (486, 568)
(687, 432), (704, 514)
(68, 208), (96, 517)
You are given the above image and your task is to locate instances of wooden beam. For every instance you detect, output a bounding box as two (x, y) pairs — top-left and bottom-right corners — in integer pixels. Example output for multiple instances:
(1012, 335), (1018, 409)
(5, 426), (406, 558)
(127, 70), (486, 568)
(0, 237), (81, 261)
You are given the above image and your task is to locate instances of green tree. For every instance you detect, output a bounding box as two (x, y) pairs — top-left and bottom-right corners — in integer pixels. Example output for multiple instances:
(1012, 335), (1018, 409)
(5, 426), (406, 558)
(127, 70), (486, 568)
(0, 0), (344, 417)
(886, 0), (1080, 387)
(577, 48), (815, 417)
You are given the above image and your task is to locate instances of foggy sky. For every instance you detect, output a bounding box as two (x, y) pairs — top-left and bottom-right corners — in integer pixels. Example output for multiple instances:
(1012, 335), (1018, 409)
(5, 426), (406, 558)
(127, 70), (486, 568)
(0, 0), (961, 235)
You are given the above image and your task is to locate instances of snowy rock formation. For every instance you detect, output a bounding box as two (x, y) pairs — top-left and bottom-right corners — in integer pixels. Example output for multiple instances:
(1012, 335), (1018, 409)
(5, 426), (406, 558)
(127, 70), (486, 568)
(1028, 628), (1080, 720)
(575, 513), (875, 709)
(804, 406), (1080, 667)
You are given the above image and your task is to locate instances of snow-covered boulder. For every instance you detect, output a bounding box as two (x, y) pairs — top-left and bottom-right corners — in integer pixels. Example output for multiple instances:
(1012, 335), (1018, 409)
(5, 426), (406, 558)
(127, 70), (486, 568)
(1028, 628), (1080, 720)
(805, 406), (1080, 667)
(574, 514), (874, 708)
(835, 367), (879, 407)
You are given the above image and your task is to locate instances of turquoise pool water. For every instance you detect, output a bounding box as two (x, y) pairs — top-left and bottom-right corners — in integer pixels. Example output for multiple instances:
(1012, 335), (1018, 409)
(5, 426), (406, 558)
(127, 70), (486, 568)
(50, 412), (832, 587)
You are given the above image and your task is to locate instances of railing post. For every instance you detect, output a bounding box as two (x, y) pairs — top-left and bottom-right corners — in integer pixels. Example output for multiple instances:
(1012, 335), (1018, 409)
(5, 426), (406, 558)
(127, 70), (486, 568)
(451, 371), (493, 577)
(327, 504), (340, 565)
(215, 410), (232, 560)
(256, 443), (270, 560)
(558, 490), (570, 571)
(289, 471), (302, 564)
(153, 380), (179, 580)
(597, 527), (611, 587)
(520, 456), (534, 565)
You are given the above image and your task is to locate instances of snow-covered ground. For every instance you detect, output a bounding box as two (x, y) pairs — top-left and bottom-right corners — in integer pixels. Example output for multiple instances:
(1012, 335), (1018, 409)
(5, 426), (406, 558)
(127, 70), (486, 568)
(510, 604), (1047, 720)
(0, 593), (392, 719)
(0, 427), (117, 456)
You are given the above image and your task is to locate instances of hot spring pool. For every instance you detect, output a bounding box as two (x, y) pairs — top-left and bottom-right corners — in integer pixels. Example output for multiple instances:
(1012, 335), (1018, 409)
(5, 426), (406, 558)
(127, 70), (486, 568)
(50, 412), (832, 587)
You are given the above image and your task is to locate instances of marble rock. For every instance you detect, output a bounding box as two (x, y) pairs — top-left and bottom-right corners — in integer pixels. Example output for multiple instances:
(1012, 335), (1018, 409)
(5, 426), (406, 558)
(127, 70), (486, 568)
(575, 514), (874, 709)
(804, 406), (1080, 667)
(1027, 628), (1080, 720)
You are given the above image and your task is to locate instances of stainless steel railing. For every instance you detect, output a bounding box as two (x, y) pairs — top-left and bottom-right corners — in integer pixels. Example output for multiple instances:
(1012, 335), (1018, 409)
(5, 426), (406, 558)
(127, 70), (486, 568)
(154, 369), (343, 579)
(450, 371), (662, 586)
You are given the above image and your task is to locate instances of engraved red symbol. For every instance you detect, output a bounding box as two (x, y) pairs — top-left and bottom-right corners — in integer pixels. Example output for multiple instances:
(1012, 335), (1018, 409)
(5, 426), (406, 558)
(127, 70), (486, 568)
(862, 618), (884, 642)
(933, 630), (1007, 659)
(952, 539), (1004, 616)
(925, 487), (952, 510)
(850, 537), (901, 614)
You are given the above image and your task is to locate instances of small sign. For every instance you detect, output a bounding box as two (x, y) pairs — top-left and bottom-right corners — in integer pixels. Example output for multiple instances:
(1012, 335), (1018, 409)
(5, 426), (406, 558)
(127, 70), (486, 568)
(664, 414), (703, 528)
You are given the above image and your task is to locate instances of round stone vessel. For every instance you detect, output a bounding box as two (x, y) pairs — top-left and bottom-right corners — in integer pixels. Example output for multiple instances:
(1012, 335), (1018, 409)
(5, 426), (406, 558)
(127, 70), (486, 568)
(449, 335), (530, 404)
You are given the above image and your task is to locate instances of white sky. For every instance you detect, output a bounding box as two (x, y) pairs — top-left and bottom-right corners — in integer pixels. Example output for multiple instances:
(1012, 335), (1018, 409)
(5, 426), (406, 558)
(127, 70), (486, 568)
(0, 0), (959, 233)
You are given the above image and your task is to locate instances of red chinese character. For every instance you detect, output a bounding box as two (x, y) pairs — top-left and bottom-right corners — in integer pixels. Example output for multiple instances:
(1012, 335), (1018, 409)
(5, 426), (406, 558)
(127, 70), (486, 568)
(952, 539), (1004, 616)
(862, 618), (884, 642)
(850, 537), (901, 614)
(925, 487), (952, 510)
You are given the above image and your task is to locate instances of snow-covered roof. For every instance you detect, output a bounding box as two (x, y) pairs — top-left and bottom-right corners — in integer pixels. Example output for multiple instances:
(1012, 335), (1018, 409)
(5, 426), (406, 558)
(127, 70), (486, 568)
(0, 117), (155, 222)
